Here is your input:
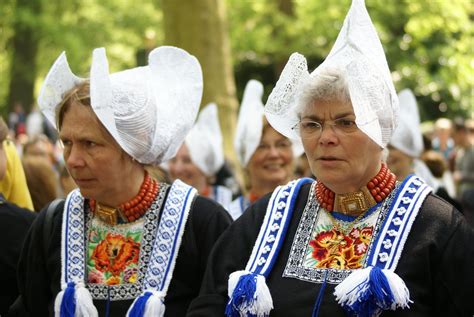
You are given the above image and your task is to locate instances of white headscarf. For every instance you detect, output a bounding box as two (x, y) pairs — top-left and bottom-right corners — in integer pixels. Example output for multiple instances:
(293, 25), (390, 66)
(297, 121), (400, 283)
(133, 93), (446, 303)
(390, 89), (423, 158)
(184, 103), (224, 176)
(38, 46), (203, 165)
(265, 0), (398, 148)
(234, 80), (265, 167)
(390, 89), (440, 190)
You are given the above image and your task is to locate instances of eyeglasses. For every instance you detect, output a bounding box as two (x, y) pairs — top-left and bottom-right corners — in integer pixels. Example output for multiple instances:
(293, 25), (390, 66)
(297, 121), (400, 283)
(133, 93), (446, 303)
(292, 118), (358, 139)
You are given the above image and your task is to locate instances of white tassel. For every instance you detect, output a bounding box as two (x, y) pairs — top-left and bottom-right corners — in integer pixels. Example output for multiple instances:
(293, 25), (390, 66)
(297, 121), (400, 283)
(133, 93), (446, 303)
(126, 290), (166, 317)
(334, 267), (372, 305)
(383, 270), (412, 309)
(54, 285), (66, 317)
(75, 282), (98, 317)
(143, 291), (166, 317)
(226, 270), (273, 317)
(252, 274), (273, 315)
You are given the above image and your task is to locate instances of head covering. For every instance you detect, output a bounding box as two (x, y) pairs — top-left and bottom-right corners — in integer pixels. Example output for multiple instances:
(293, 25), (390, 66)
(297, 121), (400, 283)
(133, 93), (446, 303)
(390, 89), (423, 157)
(184, 103), (224, 176)
(38, 46), (203, 165)
(0, 140), (34, 210)
(265, 0), (398, 148)
(390, 89), (440, 190)
(234, 79), (265, 166)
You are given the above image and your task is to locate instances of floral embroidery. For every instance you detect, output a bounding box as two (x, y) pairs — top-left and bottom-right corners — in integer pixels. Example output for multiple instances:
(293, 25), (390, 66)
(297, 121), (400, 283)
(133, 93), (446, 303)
(308, 226), (373, 270)
(87, 224), (143, 285)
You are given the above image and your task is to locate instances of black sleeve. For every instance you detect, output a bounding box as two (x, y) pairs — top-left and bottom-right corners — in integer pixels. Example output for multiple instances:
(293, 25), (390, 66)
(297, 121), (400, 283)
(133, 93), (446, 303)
(16, 201), (64, 317)
(186, 194), (271, 317)
(0, 204), (35, 316)
(429, 199), (474, 316)
(165, 195), (232, 317)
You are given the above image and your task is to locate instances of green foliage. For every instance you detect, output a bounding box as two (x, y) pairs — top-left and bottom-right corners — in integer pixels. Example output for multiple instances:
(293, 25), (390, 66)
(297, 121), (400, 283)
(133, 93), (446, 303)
(1, 0), (472, 120)
(0, 0), (162, 111)
(227, 0), (473, 120)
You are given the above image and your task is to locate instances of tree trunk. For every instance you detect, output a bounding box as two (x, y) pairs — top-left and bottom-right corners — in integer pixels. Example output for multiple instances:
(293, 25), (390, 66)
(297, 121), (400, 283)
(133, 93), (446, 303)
(161, 0), (238, 162)
(7, 0), (42, 114)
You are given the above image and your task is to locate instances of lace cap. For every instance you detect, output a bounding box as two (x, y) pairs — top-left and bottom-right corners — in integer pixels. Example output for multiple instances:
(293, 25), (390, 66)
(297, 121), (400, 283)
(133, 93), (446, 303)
(265, 0), (399, 148)
(390, 89), (423, 158)
(234, 80), (265, 166)
(38, 46), (203, 165)
(184, 103), (224, 176)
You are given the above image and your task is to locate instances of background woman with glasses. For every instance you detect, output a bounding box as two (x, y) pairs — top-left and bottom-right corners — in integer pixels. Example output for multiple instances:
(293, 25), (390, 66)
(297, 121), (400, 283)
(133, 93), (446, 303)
(227, 79), (299, 220)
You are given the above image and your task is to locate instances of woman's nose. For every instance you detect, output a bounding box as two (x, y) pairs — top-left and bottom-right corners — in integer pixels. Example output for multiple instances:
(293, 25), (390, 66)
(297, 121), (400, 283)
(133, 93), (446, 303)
(66, 146), (85, 168)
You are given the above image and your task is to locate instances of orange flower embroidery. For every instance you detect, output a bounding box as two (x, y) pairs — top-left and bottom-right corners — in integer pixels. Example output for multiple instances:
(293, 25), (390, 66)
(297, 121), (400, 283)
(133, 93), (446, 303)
(309, 226), (373, 269)
(91, 233), (140, 276)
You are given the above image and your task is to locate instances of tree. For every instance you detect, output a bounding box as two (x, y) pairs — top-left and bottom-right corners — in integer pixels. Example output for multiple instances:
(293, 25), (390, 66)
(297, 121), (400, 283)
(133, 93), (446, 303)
(6, 0), (42, 114)
(162, 0), (239, 161)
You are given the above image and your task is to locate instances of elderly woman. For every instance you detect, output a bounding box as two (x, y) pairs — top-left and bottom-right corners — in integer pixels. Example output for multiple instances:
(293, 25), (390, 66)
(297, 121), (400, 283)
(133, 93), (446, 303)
(16, 47), (231, 317)
(187, 1), (474, 316)
(167, 103), (233, 207)
(227, 79), (298, 220)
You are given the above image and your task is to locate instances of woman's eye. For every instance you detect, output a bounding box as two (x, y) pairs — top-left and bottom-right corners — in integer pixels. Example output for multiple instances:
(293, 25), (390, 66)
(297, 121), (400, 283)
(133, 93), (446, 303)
(337, 119), (356, 127)
(301, 121), (320, 129)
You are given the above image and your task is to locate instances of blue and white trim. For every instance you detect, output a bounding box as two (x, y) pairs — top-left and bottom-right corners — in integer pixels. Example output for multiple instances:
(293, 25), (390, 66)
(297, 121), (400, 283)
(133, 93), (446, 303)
(226, 178), (312, 317)
(367, 175), (432, 269)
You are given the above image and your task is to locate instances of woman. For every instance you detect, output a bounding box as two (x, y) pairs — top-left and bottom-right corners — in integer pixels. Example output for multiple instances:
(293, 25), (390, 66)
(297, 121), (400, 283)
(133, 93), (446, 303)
(17, 46), (231, 317)
(227, 79), (297, 220)
(187, 1), (474, 316)
(167, 103), (233, 207)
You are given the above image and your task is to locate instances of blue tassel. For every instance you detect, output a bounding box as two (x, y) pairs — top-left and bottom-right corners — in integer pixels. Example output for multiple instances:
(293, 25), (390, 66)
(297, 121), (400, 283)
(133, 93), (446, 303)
(128, 291), (153, 317)
(345, 267), (395, 317)
(225, 273), (257, 317)
(60, 282), (76, 317)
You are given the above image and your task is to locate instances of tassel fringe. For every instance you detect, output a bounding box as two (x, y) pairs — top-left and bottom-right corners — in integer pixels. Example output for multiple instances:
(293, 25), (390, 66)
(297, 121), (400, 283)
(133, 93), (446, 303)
(127, 290), (166, 317)
(334, 266), (411, 317)
(54, 282), (98, 317)
(225, 270), (273, 317)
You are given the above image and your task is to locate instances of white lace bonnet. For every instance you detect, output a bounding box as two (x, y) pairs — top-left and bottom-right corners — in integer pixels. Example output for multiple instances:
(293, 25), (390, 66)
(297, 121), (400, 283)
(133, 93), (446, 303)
(234, 79), (265, 166)
(390, 89), (423, 158)
(264, 0), (399, 148)
(184, 103), (224, 176)
(37, 46), (203, 165)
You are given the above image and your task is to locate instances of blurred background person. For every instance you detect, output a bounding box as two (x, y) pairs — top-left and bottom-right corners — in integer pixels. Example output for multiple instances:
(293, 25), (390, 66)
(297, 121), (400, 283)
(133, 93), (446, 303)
(432, 117), (455, 163)
(387, 89), (461, 211)
(452, 118), (474, 200)
(228, 79), (298, 220)
(22, 156), (59, 212)
(0, 134), (33, 211)
(168, 103), (233, 207)
(0, 117), (35, 316)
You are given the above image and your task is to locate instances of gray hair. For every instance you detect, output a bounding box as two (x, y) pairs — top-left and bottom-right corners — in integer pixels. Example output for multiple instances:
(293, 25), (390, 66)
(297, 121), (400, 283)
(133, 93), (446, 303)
(296, 68), (351, 117)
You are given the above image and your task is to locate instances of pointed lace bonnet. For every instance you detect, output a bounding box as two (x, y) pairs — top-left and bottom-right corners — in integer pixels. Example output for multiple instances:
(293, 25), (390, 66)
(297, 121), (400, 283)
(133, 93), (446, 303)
(234, 80), (265, 166)
(390, 89), (423, 157)
(38, 46), (203, 165)
(184, 103), (224, 176)
(265, 0), (398, 148)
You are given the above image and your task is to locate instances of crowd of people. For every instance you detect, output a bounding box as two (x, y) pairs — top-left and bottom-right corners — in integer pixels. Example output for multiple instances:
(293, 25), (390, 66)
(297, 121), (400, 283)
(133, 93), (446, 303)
(1, 0), (473, 316)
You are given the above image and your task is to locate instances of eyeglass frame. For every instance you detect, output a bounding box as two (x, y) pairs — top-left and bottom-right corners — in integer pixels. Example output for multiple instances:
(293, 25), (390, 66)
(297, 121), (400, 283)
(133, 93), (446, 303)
(292, 117), (359, 139)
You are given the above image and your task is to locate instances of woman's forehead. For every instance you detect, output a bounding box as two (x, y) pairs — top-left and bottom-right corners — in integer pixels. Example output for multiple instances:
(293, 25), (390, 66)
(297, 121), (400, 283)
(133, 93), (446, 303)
(301, 98), (355, 118)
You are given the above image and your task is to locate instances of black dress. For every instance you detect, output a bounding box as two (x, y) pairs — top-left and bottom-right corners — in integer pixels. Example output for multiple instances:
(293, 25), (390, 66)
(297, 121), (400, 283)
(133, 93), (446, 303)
(187, 182), (474, 317)
(0, 196), (35, 316)
(16, 186), (231, 317)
